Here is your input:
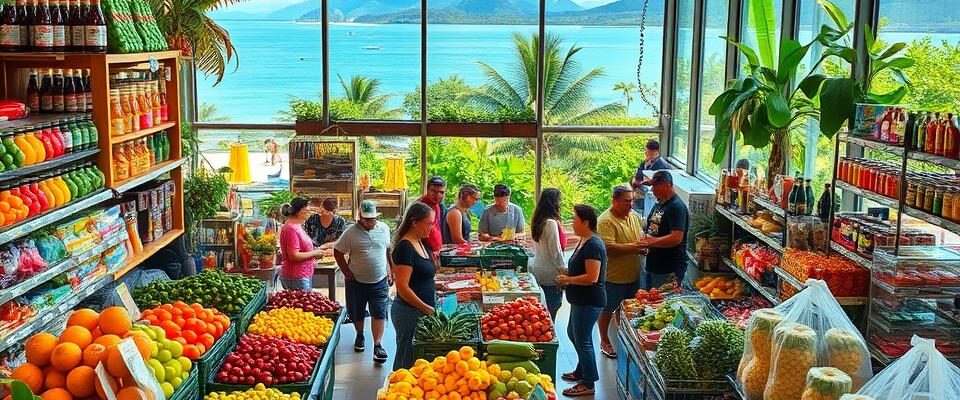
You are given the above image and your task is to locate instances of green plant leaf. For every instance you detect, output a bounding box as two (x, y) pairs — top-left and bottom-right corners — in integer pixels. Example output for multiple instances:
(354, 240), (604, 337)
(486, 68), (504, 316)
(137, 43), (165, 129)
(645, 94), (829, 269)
(885, 57), (915, 70)
(798, 74), (827, 99)
(816, 25), (847, 44)
(823, 46), (857, 65)
(865, 86), (908, 105)
(818, 78), (857, 137)
(817, 0), (850, 30)
(723, 36), (760, 69)
(877, 42), (907, 60)
(711, 126), (730, 164)
(743, 105), (773, 148)
(864, 24), (881, 55)
(749, 0), (778, 68)
(0, 379), (36, 400)
(765, 90), (791, 128)
(777, 39), (810, 84)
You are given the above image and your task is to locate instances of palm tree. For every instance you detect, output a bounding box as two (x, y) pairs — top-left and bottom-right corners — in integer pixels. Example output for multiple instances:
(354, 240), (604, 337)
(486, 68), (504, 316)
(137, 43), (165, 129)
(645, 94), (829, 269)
(470, 32), (625, 125)
(613, 81), (636, 114)
(198, 102), (229, 122)
(337, 74), (401, 119)
(149, 0), (248, 85)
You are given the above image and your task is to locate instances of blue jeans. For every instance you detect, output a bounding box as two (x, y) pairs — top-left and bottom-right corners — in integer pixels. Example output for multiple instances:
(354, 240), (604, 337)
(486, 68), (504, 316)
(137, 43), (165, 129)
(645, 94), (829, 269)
(391, 300), (425, 370)
(280, 277), (312, 291)
(567, 305), (603, 387)
(541, 285), (563, 320)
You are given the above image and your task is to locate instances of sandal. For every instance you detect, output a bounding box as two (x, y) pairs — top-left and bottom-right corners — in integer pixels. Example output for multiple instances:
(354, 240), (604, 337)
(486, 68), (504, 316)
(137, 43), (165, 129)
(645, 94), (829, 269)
(600, 343), (617, 358)
(561, 372), (580, 383)
(562, 384), (595, 397)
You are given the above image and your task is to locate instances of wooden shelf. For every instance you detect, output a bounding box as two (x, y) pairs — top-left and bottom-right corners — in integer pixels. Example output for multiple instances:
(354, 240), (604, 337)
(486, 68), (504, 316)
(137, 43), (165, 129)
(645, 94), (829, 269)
(113, 228), (184, 278)
(106, 50), (181, 65)
(111, 158), (186, 191)
(109, 121), (176, 144)
(0, 50), (180, 64)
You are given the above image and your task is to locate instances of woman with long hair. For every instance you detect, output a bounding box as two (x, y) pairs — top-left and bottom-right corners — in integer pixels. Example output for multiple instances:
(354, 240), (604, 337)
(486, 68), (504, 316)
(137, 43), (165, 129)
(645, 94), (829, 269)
(279, 197), (324, 290)
(304, 197), (347, 248)
(390, 202), (438, 369)
(442, 184), (481, 244)
(531, 188), (566, 320)
(556, 205), (607, 397)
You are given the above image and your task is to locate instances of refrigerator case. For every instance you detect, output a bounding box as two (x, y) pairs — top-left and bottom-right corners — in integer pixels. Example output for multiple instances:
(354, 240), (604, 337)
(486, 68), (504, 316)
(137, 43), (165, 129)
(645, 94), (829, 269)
(641, 169), (716, 218)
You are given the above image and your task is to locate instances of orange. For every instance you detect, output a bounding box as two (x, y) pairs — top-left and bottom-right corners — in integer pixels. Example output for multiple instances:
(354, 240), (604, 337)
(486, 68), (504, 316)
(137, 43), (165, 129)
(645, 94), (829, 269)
(98, 307), (132, 336)
(94, 375), (117, 400)
(11, 363), (44, 393)
(65, 366), (97, 398)
(59, 326), (93, 349)
(115, 387), (147, 400)
(82, 343), (106, 367)
(26, 332), (59, 367)
(50, 343), (82, 372)
(44, 367), (67, 390)
(40, 388), (73, 400)
(67, 309), (100, 332)
(105, 345), (130, 379)
(124, 332), (151, 360)
(93, 334), (122, 348)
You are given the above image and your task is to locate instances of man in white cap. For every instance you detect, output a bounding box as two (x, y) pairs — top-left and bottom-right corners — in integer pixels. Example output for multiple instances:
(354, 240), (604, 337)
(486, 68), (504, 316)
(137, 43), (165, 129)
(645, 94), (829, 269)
(334, 200), (393, 363)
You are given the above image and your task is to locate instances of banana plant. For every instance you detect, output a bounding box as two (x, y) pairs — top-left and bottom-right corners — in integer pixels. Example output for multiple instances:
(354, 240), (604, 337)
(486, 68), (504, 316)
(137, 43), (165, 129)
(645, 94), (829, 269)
(802, 0), (914, 136)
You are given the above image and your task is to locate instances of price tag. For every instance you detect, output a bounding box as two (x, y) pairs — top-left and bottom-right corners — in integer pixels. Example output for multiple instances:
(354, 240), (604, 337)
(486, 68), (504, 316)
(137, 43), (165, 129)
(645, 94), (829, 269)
(115, 283), (141, 320)
(440, 294), (458, 317)
(118, 339), (165, 400)
(164, 66), (172, 81)
(483, 294), (505, 305)
(95, 364), (118, 400)
(528, 384), (548, 400)
(148, 57), (159, 72)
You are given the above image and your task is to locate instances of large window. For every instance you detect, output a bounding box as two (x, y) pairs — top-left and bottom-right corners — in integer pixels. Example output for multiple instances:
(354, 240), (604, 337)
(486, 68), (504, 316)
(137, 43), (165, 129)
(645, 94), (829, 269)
(671, 0), (695, 163)
(696, 0), (729, 181)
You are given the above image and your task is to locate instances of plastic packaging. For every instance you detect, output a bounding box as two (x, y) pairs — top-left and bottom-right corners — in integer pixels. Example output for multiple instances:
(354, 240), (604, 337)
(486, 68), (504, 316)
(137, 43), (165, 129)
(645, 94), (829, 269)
(0, 243), (20, 276)
(765, 322), (818, 400)
(737, 308), (785, 400)
(34, 234), (67, 263)
(854, 336), (960, 400)
(17, 238), (48, 274)
(803, 367), (853, 400)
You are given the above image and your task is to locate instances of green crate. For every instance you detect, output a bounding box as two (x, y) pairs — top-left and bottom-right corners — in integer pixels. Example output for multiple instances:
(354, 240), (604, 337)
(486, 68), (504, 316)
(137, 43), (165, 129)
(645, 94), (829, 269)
(412, 315), (481, 362)
(482, 337), (559, 382)
(197, 324), (237, 396)
(169, 366), (199, 400)
(233, 284), (267, 333)
(439, 251), (482, 268)
(205, 341), (325, 396)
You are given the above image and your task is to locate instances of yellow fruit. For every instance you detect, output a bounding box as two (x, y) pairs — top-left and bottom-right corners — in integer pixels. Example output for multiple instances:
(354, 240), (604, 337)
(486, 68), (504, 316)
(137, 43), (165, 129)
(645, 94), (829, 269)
(246, 308), (334, 346)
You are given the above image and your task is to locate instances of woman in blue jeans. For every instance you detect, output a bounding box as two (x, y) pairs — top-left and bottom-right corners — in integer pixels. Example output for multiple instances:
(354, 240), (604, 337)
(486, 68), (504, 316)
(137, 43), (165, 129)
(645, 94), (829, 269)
(390, 202), (438, 370)
(531, 188), (565, 319)
(556, 205), (607, 397)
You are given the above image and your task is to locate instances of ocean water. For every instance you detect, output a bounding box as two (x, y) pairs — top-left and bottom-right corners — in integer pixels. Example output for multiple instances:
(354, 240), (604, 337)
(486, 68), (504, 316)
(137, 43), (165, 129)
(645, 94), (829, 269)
(196, 21), (675, 123)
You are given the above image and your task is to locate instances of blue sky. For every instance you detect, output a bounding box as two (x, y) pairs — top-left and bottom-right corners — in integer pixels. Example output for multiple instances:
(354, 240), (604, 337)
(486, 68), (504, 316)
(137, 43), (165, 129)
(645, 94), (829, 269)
(224, 0), (619, 14)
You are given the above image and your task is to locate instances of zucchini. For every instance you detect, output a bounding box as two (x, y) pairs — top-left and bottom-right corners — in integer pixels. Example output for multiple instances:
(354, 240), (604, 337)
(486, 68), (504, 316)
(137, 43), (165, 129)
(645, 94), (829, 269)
(485, 340), (538, 359)
(496, 361), (541, 374)
(486, 354), (533, 364)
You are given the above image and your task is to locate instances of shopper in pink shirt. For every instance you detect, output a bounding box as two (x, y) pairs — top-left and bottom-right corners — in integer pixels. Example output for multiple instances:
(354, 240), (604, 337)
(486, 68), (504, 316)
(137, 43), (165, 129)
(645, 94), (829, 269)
(279, 197), (324, 290)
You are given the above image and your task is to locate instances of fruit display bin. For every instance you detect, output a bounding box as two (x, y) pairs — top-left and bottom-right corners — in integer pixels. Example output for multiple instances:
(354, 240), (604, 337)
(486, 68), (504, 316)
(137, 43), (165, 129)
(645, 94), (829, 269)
(481, 336), (559, 382)
(412, 336), (482, 362)
(205, 340), (326, 397)
(439, 251), (483, 268)
(170, 366), (200, 400)
(197, 323), (238, 396)
(234, 283), (267, 333)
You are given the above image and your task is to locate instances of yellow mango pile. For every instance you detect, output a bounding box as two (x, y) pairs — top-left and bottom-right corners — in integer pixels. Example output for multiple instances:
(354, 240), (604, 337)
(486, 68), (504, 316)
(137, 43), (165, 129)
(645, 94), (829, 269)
(378, 347), (496, 400)
(247, 307), (334, 346)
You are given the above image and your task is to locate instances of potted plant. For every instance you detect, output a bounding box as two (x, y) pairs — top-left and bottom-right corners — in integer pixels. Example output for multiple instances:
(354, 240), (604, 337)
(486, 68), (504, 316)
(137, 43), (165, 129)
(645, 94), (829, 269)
(183, 165), (231, 255)
(708, 0), (912, 185)
(149, 0), (244, 85)
(243, 230), (278, 270)
(257, 190), (294, 221)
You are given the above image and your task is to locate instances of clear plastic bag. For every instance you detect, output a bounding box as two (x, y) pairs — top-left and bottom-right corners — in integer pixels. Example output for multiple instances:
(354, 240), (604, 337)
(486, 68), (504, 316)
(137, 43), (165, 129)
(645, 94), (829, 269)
(737, 308), (784, 400)
(802, 367), (853, 400)
(746, 279), (872, 400)
(854, 335), (960, 400)
(17, 238), (47, 275)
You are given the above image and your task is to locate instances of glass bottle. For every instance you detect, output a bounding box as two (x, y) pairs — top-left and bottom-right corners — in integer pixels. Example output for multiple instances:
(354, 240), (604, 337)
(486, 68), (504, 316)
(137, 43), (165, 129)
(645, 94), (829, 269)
(51, 68), (63, 112)
(119, 86), (136, 133)
(113, 144), (128, 180)
(82, 68), (92, 112)
(926, 112), (940, 154)
(17, 0), (29, 51)
(60, 118), (72, 153)
(63, 68), (77, 112)
(0, 1), (20, 51)
(158, 78), (167, 121)
(26, 68), (39, 112)
(135, 82), (152, 129)
(49, 0), (63, 51)
(109, 88), (123, 136)
(150, 81), (161, 125)
(947, 113), (959, 159)
(39, 68), (52, 113)
(68, 0), (82, 51)
(915, 112), (928, 151)
(82, 0), (104, 52)
(804, 179), (814, 215)
(32, 0), (52, 51)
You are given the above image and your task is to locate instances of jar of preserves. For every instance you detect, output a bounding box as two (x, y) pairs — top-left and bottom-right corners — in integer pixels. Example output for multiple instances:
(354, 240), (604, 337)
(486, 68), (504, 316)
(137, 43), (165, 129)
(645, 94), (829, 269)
(915, 181), (928, 209)
(953, 190), (960, 222)
(839, 159), (848, 182)
(906, 182), (918, 206)
(923, 184), (936, 212)
(933, 187), (945, 216)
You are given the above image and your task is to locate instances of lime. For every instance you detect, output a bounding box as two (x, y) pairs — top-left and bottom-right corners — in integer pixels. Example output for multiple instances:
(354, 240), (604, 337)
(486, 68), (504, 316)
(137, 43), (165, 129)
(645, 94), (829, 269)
(157, 349), (172, 363)
(160, 382), (174, 398)
(177, 357), (192, 372)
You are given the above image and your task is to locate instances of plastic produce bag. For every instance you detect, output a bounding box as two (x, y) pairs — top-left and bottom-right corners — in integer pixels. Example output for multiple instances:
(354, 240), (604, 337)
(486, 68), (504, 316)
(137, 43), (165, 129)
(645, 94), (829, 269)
(802, 367), (853, 400)
(33, 234), (67, 263)
(17, 239), (47, 275)
(737, 308), (784, 400)
(0, 243), (20, 276)
(854, 336), (960, 400)
(764, 279), (873, 400)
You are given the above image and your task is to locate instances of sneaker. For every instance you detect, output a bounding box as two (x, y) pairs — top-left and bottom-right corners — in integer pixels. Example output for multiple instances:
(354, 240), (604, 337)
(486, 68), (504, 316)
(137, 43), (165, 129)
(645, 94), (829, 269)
(373, 344), (388, 363)
(354, 334), (365, 352)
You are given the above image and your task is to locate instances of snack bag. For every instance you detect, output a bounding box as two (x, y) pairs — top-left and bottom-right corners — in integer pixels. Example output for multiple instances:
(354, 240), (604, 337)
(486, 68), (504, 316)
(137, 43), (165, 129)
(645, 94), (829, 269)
(0, 243), (20, 276)
(34, 233), (68, 263)
(854, 336), (960, 400)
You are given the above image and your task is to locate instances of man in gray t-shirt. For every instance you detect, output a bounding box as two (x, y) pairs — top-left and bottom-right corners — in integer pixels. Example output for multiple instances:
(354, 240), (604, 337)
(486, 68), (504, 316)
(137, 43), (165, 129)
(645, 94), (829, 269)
(334, 200), (393, 363)
(479, 184), (526, 241)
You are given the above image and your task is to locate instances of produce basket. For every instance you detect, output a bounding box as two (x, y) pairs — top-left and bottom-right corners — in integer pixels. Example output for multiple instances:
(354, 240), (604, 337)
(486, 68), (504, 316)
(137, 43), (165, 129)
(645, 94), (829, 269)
(169, 367), (200, 400)
(640, 348), (731, 397)
(205, 340), (325, 396)
(439, 251), (483, 268)
(479, 245), (533, 272)
(412, 312), (481, 361)
(480, 336), (559, 382)
(197, 324), (238, 396)
(457, 301), (482, 316)
(234, 283), (267, 333)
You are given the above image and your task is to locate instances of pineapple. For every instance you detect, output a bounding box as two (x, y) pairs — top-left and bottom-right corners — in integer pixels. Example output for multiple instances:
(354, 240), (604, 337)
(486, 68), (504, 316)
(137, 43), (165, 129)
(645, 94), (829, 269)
(738, 309), (784, 400)
(801, 367), (853, 400)
(824, 328), (868, 390)
(763, 322), (817, 400)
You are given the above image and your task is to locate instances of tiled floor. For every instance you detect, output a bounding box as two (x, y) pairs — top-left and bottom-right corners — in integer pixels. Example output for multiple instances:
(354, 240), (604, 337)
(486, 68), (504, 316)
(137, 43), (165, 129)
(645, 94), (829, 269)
(328, 287), (620, 399)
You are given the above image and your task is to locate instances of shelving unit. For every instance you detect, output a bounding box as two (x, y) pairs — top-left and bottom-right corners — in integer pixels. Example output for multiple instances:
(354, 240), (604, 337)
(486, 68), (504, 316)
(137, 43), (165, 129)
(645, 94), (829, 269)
(721, 257), (780, 305)
(289, 138), (358, 219)
(715, 205), (784, 251)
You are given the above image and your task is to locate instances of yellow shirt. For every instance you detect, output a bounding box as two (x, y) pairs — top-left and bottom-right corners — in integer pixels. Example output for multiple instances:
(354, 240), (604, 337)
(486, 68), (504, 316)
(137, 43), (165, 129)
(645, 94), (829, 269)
(598, 209), (644, 284)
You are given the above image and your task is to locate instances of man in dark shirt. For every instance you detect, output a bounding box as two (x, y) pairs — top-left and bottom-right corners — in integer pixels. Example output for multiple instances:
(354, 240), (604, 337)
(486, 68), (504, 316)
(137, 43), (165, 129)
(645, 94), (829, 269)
(630, 139), (671, 214)
(638, 171), (689, 290)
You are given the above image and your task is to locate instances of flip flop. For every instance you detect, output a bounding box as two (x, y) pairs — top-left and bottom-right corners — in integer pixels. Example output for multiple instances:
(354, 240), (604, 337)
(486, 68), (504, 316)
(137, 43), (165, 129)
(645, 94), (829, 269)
(600, 344), (617, 358)
(562, 384), (595, 397)
(561, 372), (580, 383)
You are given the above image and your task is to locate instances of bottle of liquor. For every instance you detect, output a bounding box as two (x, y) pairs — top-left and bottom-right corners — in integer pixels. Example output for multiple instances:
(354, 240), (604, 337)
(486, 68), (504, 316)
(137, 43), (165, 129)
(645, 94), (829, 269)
(82, 68), (92, 112)
(926, 112), (940, 154)
(17, 0), (29, 51)
(51, 68), (64, 112)
(0, 2), (20, 51)
(804, 179), (814, 215)
(796, 178), (808, 215)
(64, 68), (77, 112)
(947, 113), (959, 159)
(39, 68), (52, 112)
(32, 0), (52, 51)
(68, 0), (81, 51)
(817, 183), (833, 220)
(49, 0), (64, 51)
(57, 0), (68, 47)
(26, 68), (39, 112)
(82, 0), (104, 52)
(915, 111), (928, 151)
(787, 173), (800, 215)
(71, 66), (84, 111)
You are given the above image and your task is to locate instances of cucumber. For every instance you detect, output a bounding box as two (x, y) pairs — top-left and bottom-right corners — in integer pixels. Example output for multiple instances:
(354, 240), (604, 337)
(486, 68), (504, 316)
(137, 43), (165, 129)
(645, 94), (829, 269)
(496, 361), (541, 374)
(486, 354), (533, 364)
(485, 340), (538, 359)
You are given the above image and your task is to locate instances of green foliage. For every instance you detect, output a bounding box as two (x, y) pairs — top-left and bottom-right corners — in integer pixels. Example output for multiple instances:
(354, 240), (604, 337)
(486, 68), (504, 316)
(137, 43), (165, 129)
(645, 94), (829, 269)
(0, 378), (41, 400)
(148, 0), (245, 85)
(873, 37), (960, 112)
(184, 166), (230, 252)
(257, 190), (294, 221)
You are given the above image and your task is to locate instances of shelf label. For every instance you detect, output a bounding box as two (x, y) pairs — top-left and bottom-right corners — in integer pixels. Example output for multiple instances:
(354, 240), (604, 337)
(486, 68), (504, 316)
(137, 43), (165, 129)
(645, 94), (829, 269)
(95, 364), (118, 400)
(483, 295), (505, 305)
(148, 57), (159, 72)
(116, 283), (141, 320)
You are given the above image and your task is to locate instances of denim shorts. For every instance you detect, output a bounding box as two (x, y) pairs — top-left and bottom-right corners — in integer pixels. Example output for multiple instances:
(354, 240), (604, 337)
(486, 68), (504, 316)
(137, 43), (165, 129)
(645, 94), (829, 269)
(603, 280), (641, 313)
(345, 278), (389, 321)
(280, 277), (312, 291)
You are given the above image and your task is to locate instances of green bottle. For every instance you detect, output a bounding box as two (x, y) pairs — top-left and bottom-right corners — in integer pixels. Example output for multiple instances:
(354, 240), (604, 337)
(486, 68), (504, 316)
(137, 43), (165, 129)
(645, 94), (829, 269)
(61, 169), (78, 199)
(83, 163), (102, 189)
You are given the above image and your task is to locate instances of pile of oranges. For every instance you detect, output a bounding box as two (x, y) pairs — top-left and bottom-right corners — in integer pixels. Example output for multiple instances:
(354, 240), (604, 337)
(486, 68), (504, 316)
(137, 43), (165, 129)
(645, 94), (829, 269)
(9, 306), (157, 400)
(140, 301), (232, 360)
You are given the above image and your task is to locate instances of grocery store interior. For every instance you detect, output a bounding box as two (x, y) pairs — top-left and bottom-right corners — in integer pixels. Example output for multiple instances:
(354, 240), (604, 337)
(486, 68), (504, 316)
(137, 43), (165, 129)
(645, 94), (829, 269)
(2, 0), (960, 399)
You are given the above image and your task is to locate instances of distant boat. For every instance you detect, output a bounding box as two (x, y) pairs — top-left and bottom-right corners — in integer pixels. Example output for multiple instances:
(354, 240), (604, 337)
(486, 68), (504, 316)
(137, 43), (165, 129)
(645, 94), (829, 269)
(363, 46), (381, 51)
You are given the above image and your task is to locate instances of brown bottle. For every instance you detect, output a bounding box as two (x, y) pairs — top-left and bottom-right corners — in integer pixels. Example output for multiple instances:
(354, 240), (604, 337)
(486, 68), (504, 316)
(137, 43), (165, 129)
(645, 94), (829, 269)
(68, 0), (82, 51)
(49, 0), (64, 51)
(926, 112), (940, 154)
(82, 0), (104, 52)
(0, 1), (20, 51)
(32, 0), (52, 51)
(947, 113), (960, 159)
(935, 114), (947, 156)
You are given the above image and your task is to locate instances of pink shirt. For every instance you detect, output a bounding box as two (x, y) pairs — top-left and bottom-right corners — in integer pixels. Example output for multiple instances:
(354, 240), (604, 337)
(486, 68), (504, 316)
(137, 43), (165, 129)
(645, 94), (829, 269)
(279, 222), (315, 279)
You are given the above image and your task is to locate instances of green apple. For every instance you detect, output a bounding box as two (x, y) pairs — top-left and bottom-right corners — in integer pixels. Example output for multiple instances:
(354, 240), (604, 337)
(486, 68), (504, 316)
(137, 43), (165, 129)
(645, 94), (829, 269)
(164, 366), (177, 382)
(165, 359), (183, 379)
(160, 382), (174, 398)
(170, 376), (183, 389)
(148, 359), (165, 382)
(177, 357), (192, 373)
(511, 367), (527, 380)
(157, 349), (173, 363)
(167, 341), (183, 359)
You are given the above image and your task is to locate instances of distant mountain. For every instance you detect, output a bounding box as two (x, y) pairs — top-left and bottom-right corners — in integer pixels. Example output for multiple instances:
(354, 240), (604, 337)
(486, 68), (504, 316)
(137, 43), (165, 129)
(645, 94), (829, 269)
(355, 0), (655, 25)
